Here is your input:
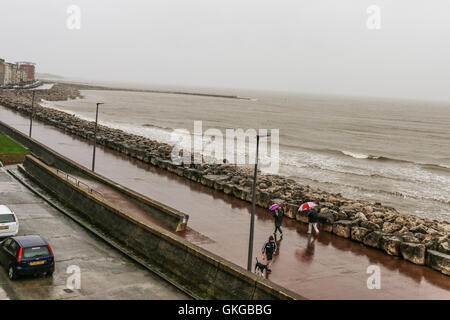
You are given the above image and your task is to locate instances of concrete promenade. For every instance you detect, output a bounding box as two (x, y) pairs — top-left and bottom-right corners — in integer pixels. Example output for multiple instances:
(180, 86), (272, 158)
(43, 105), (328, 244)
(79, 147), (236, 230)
(1, 106), (449, 299)
(0, 165), (188, 299)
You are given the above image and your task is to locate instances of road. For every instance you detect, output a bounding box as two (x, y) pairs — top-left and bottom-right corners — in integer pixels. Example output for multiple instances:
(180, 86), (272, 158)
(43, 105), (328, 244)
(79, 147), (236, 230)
(0, 166), (189, 300)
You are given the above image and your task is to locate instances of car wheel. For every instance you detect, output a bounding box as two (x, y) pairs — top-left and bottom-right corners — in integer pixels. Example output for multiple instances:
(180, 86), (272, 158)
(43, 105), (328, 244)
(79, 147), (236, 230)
(46, 271), (54, 277)
(8, 266), (17, 280)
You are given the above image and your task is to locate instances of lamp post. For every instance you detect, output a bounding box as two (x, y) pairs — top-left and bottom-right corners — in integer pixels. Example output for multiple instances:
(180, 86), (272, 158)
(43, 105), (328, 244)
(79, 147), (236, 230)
(29, 90), (35, 137)
(247, 134), (269, 271)
(92, 102), (104, 172)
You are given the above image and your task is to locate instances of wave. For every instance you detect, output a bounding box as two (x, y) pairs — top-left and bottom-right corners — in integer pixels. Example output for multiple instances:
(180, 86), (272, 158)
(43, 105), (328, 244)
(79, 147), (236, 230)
(421, 163), (450, 173)
(277, 139), (450, 172)
(341, 150), (383, 160)
(275, 140), (400, 163)
(330, 149), (450, 173)
(295, 175), (450, 206)
(141, 123), (172, 131)
(339, 150), (450, 173)
(282, 160), (419, 184)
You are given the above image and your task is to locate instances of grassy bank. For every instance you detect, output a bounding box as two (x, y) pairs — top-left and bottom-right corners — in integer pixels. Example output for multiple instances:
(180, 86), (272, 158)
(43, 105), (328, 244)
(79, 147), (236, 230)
(0, 134), (29, 164)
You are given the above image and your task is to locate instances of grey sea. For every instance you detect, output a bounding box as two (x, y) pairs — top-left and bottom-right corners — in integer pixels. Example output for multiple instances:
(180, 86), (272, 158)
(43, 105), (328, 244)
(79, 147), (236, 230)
(43, 87), (450, 222)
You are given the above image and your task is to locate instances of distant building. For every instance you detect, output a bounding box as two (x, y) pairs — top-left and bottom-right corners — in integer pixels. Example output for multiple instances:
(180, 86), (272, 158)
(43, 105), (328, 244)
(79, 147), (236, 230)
(0, 59), (36, 86)
(12, 64), (19, 84)
(4, 63), (15, 85)
(0, 59), (5, 86)
(17, 62), (35, 83)
(19, 69), (27, 83)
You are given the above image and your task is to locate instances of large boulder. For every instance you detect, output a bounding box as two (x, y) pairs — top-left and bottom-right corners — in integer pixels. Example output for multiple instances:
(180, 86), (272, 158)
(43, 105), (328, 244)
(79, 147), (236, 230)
(363, 231), (384, 249)
(223, 183), (234, 195)
(410, 224), (428, 234)
(363, 205), (374, 214)
(400, 242), (426, 265)
(232, 185), (243, 199)
(319, 201), (334, 209)
(426, 250), (450, 276)
(332, 220), (358, 239)
(372, 211), (385, 219)
(213, 179), (227, 191)
(183, 168), (203, 182)
(242, 187), (253, 202)
(351, 226), (371, 243)
(438, 240), (450, 255)
(201, 175), (229, 188)
(360, 220), (381, 231)
(382, 222), (402, 234)
(296, 211), (309, 223)
(380, 235), (402, 256)
(334, 211), (348, 221)
(354, 212), (367, 221)
(256, 191), (271, 208)
(369, 217), (384, 226)
(401, 235), (420, 243)
(318, 211), (335, 224)
(231, 175), (243, 184)
(283, 203), (299, 219)
(319, 222), (333, 233)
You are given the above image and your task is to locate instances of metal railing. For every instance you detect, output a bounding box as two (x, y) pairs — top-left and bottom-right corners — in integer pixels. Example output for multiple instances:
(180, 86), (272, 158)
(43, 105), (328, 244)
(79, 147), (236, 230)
(56, 169), (105, 199)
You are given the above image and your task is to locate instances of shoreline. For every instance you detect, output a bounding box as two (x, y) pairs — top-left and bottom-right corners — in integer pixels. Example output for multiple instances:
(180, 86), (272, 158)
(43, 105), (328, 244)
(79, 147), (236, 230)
(0, 82), (449, 276)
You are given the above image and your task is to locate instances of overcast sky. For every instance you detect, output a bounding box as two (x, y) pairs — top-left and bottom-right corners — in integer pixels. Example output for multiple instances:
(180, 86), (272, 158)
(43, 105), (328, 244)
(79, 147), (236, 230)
(1, 0), (449, 101)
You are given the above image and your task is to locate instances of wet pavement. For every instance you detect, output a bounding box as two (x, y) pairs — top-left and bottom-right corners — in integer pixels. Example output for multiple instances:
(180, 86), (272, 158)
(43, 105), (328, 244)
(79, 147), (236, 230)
(0, 165), (188, 300)
(1, 106), (450, 299)
(52, 168), (174, 231)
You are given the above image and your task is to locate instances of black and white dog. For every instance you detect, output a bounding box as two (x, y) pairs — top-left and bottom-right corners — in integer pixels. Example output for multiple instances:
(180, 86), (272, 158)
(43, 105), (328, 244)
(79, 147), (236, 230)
(254, 258), (267, 276)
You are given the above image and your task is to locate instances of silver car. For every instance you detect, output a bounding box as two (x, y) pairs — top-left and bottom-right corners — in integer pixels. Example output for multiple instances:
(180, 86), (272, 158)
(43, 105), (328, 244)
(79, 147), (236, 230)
(0, 205), (19, 237)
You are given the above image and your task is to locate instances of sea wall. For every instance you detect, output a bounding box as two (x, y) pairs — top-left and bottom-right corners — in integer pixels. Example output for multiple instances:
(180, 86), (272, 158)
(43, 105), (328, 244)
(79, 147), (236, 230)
(0, 86), (449, 276)
(22, 155), (303, 300)
(0, 118), (188, 232)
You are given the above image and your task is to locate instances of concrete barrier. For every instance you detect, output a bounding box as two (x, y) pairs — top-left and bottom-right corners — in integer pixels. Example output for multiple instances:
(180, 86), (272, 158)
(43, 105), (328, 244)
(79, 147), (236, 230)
(22, 155), (303, 300)
(0, 120), (188, 231)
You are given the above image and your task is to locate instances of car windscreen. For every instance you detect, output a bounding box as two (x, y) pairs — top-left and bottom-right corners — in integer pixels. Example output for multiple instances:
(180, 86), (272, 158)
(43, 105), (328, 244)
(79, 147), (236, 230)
(0, 214), (15, 223)
(23, 246), (50, 258)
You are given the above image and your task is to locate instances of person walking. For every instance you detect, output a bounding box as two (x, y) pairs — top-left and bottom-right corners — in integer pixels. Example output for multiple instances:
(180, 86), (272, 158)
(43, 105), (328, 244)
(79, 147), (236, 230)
(273, 208), (284, 238)
(307, 207), (319, 234)
(261, 235), (277, 273)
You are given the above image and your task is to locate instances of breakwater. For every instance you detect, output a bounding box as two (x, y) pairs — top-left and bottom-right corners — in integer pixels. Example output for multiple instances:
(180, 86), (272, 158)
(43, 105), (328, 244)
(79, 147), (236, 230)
(0, 84), (449, 276)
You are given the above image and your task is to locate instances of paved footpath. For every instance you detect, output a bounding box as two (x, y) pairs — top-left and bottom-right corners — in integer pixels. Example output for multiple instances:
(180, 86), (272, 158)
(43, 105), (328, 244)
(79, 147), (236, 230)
(0, 166), (188, 300)
(1, 106), (450, 299)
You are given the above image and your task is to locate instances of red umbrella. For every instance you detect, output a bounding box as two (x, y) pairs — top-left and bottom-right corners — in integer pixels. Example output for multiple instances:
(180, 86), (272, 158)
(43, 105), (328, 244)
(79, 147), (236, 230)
(298, 202), (318, 211)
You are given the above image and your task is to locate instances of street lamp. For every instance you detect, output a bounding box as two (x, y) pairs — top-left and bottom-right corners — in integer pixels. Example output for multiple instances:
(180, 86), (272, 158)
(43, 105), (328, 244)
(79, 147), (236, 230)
(29, 90), (35, 137)
(92, 102), (104, 172)
(247, 133), (270, 271)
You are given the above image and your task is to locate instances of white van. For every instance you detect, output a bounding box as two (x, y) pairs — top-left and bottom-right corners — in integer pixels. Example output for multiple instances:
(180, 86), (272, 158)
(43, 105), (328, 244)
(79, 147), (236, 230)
(0, 205), (19, 237)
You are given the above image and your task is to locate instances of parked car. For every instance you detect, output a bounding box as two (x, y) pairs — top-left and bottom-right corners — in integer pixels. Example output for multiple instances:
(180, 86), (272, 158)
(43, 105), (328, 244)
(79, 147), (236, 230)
(0, 235), (54, 280)
(0, 205), (19, 238)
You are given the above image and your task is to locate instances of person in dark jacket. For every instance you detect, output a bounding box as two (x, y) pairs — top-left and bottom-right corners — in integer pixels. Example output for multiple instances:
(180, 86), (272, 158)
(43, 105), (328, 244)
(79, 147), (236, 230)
(262, 235), (277, 273)
(273, 208), (284, 237)
(307, 207), (319, 234)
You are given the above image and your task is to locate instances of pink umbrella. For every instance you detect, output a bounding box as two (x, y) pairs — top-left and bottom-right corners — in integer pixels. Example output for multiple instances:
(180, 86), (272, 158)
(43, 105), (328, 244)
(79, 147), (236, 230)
(298, 202), (318, 211)
(269, 203), (280, 211)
